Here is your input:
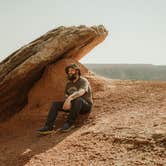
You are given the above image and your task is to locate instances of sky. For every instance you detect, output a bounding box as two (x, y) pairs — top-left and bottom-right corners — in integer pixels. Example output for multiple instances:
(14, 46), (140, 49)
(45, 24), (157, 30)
(0, 0), (166, 65)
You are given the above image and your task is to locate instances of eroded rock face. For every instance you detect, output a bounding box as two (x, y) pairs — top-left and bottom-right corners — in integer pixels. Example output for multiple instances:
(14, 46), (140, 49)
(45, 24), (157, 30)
(0, 25), (108, 122)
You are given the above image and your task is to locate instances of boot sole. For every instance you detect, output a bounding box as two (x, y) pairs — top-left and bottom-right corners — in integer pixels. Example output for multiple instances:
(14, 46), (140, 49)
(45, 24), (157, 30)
(37, 130), (54, 135)
(60, 125), (75, 133)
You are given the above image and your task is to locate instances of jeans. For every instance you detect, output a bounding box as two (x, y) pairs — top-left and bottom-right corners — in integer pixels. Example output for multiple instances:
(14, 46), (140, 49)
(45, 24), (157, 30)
(44, 97), (92, 128)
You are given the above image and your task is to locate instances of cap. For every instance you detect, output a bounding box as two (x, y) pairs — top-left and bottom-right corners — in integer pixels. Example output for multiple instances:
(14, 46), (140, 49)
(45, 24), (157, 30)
(65, 63), (81, 74)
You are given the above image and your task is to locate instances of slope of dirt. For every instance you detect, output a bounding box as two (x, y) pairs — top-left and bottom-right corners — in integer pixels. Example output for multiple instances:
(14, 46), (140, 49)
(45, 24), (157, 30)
(0, 73), (166, 166)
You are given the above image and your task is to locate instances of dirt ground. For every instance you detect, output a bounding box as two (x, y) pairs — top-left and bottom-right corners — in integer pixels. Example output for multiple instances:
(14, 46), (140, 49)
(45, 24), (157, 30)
(0, 74), (166, 166)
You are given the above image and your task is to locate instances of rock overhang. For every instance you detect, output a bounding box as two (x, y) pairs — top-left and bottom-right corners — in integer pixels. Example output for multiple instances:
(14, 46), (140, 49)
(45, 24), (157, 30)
(0, 25), (108, 122)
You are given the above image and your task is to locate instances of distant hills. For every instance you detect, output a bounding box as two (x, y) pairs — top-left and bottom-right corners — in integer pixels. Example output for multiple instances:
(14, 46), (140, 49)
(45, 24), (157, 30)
(84, 64), (166, 81)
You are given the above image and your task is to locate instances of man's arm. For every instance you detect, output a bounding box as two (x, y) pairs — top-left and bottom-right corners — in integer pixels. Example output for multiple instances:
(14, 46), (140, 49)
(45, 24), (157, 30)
(67, 89), (86, 101)
(67, 78), (89, 101)
(64, 93), (69, 99)
(64, 82), (69, 99)
(63, 89), (85, 110)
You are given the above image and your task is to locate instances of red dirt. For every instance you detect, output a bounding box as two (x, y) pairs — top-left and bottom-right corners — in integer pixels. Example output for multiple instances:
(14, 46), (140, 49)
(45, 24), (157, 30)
(0, 60), (166, 166)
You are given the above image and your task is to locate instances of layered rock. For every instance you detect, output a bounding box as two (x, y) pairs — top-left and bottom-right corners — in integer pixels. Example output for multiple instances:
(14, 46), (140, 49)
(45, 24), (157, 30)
(0, 25), (108, 122)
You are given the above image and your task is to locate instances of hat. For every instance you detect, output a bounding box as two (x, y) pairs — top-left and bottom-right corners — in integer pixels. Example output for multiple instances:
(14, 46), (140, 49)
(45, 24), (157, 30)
(65, 63), (81, 75)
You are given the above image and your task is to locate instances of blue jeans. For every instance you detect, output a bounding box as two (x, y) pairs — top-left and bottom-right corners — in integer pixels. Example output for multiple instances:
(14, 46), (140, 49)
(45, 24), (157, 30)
(45, 97), (92, 128)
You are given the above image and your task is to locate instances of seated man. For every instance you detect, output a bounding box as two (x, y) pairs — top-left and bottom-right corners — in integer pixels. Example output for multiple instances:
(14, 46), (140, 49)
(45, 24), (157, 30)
(37, 63), (93, 134)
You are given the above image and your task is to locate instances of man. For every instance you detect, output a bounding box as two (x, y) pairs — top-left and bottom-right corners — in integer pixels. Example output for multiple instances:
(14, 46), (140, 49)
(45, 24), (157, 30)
(37, 63), (93, 134)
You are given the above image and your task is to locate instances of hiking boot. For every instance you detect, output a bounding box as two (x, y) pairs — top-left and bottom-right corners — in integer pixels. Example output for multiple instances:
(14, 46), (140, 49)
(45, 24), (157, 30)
(60, 122), (75, 132)
(36, 126), (54, 135)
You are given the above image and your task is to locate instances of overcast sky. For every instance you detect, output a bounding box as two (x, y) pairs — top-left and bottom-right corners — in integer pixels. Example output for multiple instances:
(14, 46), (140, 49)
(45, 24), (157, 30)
(0, 0), (166, 64)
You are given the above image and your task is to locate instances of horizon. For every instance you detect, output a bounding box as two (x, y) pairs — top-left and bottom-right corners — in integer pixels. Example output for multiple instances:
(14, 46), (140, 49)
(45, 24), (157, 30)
(84, 63), (166, 66)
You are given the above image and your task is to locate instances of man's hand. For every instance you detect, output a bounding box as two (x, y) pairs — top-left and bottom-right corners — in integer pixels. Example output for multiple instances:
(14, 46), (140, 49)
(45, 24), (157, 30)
(62, 89), (86, 110)
(62, 98), (72, 110)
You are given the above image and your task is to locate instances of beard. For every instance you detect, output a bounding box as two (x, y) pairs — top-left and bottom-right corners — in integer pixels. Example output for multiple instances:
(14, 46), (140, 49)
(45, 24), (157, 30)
(67, 73), (77, 81)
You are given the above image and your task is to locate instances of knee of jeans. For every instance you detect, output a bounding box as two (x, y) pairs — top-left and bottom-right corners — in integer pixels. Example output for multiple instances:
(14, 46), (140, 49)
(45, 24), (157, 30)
(71, 97), (82, 105)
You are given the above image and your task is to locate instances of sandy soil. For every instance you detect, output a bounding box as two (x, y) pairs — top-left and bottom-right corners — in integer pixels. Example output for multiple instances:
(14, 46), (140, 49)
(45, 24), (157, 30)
(0, 73), (166, 166)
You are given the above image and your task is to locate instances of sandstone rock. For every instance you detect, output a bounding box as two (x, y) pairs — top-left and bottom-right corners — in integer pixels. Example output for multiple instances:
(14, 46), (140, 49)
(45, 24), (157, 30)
(0, 25), (108, 122)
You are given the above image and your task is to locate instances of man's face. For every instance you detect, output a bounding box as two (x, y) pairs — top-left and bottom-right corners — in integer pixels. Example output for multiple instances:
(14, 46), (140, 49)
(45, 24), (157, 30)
(67, 67), (78, 81)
